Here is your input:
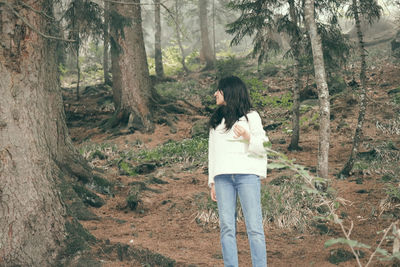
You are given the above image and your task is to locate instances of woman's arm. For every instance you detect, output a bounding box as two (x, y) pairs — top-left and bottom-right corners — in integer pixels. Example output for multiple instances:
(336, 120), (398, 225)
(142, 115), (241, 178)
(208, 128), (216, 187)
(248, 111), (268, 156)
(234, 111), (268, 156)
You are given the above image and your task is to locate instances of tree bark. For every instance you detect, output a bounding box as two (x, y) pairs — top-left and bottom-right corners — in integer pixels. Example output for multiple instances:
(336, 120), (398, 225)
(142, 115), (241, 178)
(198, 0), (214, 70)
(109, 0), (155, 132)
(0, 0), (91, 264)
(339, 0), (367, 177)
(154, 0), (164, 78)
(288, 0), (302, 151)
(103, 0), (111, 85)
(304, 0), (330, 179)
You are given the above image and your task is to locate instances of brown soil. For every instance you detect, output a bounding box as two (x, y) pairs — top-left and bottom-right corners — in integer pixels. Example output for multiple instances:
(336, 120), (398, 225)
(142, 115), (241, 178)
(63, 61), (400, 267)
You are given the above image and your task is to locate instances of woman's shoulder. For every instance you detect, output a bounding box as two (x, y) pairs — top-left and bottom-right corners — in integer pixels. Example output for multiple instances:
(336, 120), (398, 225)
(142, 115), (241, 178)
(247, 110), (261, 119)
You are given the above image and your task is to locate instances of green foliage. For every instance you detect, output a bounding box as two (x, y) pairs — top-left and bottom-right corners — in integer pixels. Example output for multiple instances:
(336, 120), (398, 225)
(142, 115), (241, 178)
(325, 238), (371, 249)
(79, 142), (118, 161)
(261, 175), (316, 230)
(328, 75), (347, 96)
(244, 77), (268, 108)
(226, 0), (279, 65)
(215, 55), (244, 79)
(391, 88), (400, 106)
(119, 161), (137, 176)
(126, 187), (141, 211)
(129, 137), (208, 167)
(155, 80), (200, 101)
(385, 184), (400, 202)
(260, 62), (279, 77)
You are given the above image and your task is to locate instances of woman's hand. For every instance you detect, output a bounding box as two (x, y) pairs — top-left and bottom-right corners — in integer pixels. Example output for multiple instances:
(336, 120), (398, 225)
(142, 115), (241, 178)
(210, 184), (217, 202)
(233, 124), (250, 141)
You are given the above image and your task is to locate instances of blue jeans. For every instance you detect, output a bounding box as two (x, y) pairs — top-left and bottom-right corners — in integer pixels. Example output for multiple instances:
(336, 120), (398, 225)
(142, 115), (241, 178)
(214, 174), (267, 267)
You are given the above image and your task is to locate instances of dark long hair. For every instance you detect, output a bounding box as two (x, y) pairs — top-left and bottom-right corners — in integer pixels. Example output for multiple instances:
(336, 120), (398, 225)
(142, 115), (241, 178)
(209, 76), (252, 130)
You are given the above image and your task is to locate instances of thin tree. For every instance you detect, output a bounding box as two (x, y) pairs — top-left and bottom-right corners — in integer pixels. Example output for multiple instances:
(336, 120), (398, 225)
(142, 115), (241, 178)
(304, 0), (330, 179)
(65, 0), (102, 100)
(0, 0), (93, 264)
(109, 0), (155, 132)
(339, 0), (381, 177)
(286, 0), (303, 151)
(173, 0), (190, 73)
(154, 0), (165, 78)
(198, 0), (214, 69)
(103, 0), (111, 85)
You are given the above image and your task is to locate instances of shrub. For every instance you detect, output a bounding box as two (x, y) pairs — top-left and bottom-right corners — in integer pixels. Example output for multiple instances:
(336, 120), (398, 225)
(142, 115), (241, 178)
(328, 75), (347, 95)
(216, 55), (243, 79)
(129, 137), (208, 167)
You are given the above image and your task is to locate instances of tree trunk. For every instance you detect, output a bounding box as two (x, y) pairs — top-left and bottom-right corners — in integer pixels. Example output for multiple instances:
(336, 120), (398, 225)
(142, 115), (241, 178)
(0, 0), (91, 264)
(154, 0), (165, 78)
(109, 0), (154, 132)
(174, 0), (189, 74)
(103, 0), (111, 85)
(212, 0), (216, 62)
(198, 0), (214, 70)
(76, 36), (81, 100)
(339, 0), (367, 177)
(304, 0), (330, 179)
(288, 0), (302, 151)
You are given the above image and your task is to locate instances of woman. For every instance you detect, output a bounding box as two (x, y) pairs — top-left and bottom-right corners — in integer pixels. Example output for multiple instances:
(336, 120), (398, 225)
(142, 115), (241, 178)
(208, 76), (268, 267)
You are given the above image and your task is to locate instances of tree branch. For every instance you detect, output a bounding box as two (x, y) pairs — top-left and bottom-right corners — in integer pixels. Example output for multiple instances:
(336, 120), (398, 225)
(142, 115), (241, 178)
(18, 1), (55, 21)
(0, 0), (75, 42)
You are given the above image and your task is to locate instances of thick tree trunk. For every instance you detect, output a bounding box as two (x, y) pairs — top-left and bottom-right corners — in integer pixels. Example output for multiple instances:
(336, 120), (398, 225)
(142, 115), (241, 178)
(339, 0), (367, 177)
(304, 0), (330, 179)
(198, 0), (214, 70)
(103, 0), (111, 85)
(109, 0), (154, 132)
(0, 1), (84, 264)
(288, 0), (302, 151)
(154, 0), (164, 78)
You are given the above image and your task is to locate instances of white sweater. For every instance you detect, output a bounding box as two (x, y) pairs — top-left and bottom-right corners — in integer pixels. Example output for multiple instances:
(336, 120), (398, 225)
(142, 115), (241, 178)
(208, 110), (268, 187)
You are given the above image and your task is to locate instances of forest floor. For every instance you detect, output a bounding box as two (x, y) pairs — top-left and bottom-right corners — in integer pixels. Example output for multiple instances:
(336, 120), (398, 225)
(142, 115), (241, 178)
(62, 52), (400, 266)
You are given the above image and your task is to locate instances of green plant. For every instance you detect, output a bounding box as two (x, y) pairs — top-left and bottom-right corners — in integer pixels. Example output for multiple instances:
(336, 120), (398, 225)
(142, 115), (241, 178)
(216, 55), (243, 79)
(385, 184), (400, 202)
(260, 62), (279, 76)
(328, 75), (347, 96)
(129, 137), (208, 167)
(261, 176), (316, 230)
(262, 141), (400, 266)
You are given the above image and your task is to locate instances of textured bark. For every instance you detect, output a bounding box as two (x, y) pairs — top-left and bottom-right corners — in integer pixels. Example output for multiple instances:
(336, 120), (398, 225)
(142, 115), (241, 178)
(103, 0), (111, 85)
(198, 0), (214, 69)
(154, 0), (164, 78)
(304, 0), (330, 178)
(0, 1), (69, 265)
(288, 0), (302, 151)
(109, 0), (154, 132)
(339, 0), (367, 177)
